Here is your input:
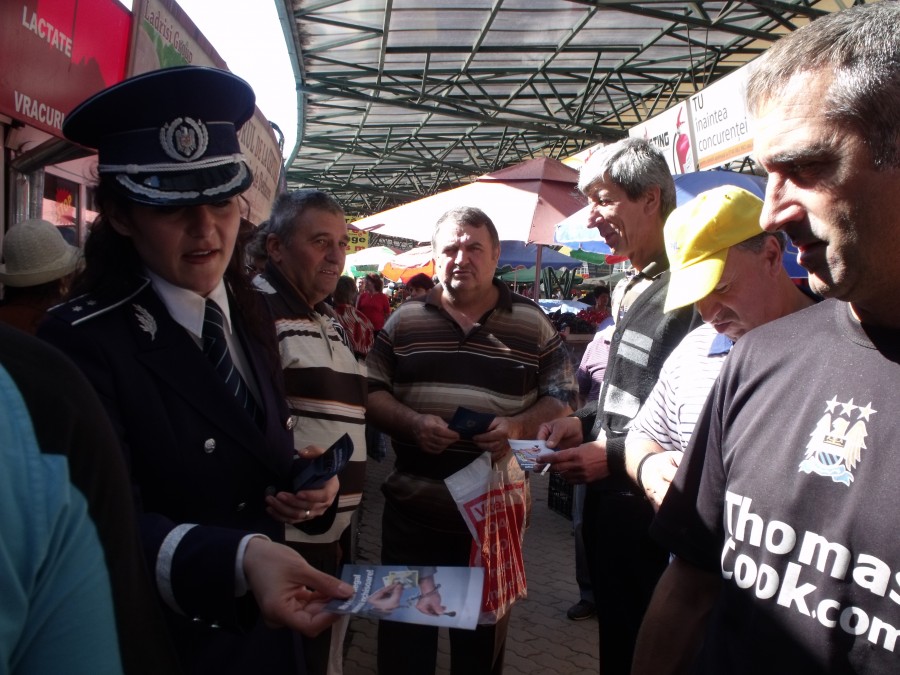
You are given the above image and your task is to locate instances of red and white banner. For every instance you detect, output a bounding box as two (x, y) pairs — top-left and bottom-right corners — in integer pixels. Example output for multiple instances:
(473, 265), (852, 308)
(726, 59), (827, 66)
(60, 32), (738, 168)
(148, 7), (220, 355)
(0, 0), (130, 137)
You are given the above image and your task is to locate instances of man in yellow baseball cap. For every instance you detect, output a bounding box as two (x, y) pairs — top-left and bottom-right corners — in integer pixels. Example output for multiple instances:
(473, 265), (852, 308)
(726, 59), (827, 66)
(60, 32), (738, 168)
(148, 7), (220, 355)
(663, 185), (811, 340)
(625, 184), (816, 510)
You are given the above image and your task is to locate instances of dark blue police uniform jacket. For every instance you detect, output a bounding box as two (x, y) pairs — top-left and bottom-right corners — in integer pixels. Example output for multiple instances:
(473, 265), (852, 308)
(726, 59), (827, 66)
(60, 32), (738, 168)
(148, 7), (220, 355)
(39, 277), (326, 675)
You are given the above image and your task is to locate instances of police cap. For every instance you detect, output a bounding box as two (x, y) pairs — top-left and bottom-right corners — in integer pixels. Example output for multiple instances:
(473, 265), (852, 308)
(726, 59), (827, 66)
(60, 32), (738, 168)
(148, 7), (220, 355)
(63, 66), (255, 207)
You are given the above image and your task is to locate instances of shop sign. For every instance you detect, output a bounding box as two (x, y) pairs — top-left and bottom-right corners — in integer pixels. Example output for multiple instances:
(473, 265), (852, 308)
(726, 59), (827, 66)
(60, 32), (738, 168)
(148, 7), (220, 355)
(348, 228), (369, 254)
(688, 68), (754, 169)
(0, 0), (130, 137)
(629, 101), (697, 175)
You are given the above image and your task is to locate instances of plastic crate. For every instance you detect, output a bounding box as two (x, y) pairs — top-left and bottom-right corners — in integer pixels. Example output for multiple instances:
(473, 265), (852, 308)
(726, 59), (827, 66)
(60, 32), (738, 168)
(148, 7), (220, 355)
(547, 472), (574, 520)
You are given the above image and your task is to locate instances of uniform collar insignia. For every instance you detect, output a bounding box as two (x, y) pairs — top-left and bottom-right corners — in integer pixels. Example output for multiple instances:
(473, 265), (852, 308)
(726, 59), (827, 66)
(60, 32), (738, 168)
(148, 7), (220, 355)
(133, 303), (157, 341)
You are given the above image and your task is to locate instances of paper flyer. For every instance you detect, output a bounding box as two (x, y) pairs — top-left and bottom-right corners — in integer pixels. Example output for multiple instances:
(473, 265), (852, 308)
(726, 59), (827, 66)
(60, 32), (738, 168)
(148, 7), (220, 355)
(326, 565), (484, 630)
(509, 440), (554, 472)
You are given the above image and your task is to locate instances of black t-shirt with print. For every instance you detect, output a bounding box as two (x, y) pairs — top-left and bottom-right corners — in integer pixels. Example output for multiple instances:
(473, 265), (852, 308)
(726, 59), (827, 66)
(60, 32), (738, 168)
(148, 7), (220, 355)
(654, 299), (900, 674)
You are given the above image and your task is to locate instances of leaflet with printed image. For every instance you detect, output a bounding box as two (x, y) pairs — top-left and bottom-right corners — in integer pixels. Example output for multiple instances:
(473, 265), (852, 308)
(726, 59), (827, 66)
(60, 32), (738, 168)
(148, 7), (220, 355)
(325, 564), (484, 630)
(509, 439), (555, 471)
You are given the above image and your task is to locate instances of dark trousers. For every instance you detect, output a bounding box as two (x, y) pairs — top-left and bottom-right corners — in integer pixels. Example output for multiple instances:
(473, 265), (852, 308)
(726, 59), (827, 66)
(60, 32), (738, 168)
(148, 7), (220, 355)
(288, 540), (343, 675)
(377, 500), (510, 675)
(573, 483), (595, 604)
(583, 489), (668, 675)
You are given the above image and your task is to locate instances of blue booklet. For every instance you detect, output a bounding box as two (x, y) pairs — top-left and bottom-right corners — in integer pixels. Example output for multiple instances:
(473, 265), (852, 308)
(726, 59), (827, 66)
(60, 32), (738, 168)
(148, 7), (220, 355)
(325, 564), (484, 630)
(448, 406), (495, 439)
(291, 433), (353, 490)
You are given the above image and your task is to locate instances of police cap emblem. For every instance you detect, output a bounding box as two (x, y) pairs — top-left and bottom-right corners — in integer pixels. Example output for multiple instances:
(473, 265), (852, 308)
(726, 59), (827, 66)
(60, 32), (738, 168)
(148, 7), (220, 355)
(160, 117), (209, 162)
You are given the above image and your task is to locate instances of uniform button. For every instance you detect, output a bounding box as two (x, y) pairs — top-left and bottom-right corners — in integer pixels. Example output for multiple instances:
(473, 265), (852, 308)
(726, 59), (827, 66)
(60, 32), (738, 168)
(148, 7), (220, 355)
(264, 485), (277, 497)
(236, 502), (247, 512)
(286, 416), (296, 430)
(210, 622), (220, 629)
(192, 616), (202, 623)
(203, 438), (216, 453)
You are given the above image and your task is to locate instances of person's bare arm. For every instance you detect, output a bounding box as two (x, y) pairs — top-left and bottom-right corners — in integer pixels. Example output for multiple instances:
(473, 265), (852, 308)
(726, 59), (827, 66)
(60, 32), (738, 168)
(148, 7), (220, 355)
(626, 436), (683, 509)
(539, 439), (607, 483)
(632, 556), (720, 675)
(625, 436), (664, 483)
(504, 396), (572, 439)
(536, 415), (584, 450)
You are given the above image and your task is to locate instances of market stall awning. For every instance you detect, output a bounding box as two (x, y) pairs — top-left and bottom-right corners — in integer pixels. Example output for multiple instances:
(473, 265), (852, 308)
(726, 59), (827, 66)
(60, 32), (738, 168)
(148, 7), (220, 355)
(343, 246), (398, 277)
(352, 157), (586, 246)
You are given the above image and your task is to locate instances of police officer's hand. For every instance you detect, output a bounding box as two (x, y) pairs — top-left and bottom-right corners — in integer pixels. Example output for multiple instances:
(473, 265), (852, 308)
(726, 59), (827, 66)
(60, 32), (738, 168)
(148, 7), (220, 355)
(414, 414), (460, 454)
(541, 439), (608, 484)
(537, 416), (583, 450)
(244, 538), (353, 637)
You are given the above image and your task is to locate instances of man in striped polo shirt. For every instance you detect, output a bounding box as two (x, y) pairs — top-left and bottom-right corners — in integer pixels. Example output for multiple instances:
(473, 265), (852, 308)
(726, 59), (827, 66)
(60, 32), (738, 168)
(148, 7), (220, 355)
(624, 186), (815, 509)
(366, 205), (577, 675)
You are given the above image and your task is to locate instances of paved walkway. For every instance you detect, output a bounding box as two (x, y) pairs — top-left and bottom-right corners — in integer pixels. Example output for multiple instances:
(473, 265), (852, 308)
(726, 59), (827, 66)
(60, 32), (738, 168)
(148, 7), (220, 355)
(343, 449), (600, 674)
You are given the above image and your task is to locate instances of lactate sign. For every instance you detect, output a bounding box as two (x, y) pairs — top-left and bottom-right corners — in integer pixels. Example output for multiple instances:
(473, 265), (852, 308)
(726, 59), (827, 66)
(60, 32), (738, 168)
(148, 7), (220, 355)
(0, 0), (130, 136)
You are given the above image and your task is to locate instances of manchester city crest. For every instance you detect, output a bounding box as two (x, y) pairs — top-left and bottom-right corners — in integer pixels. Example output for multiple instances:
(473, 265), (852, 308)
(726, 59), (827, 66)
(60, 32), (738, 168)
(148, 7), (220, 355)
(798, 396), (876, 486)
(159, 116), (209, 162)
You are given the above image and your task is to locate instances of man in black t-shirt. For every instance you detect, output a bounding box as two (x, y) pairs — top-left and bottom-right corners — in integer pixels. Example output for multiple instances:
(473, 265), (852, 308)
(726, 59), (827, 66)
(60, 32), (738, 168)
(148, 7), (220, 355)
(633, 4), (900, 674)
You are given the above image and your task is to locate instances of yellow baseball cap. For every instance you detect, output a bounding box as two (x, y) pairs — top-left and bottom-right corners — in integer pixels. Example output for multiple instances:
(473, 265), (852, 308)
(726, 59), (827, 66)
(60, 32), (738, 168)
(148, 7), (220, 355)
(663, 185), (764, 312)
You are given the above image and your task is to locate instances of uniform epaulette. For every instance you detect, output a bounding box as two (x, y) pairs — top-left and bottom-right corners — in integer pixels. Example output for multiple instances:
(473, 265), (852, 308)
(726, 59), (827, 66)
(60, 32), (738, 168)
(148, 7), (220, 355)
(252, 275), (276, 295)
(48, 279), (150, 326)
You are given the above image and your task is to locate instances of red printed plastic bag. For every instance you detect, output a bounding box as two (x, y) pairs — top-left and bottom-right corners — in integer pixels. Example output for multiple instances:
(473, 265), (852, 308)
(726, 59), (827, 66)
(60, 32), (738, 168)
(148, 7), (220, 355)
(445, 452), (528, 624)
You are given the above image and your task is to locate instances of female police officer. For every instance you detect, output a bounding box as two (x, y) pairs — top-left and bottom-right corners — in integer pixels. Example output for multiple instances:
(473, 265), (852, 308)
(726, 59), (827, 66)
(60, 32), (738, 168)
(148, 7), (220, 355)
(38, 66), (351, 675)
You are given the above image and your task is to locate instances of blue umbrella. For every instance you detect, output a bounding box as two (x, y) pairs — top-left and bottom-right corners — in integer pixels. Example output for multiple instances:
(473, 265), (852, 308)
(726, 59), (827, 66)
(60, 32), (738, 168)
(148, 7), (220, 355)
(673, 170), (766, 203)
(554, 170), (806, 278)
(554, 207), (612, 254)
(497, 240), (581, 270)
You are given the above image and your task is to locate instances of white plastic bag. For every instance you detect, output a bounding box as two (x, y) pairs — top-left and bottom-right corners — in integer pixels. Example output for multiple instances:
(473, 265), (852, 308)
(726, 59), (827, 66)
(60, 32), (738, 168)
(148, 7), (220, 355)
(445, 452), (528, 624)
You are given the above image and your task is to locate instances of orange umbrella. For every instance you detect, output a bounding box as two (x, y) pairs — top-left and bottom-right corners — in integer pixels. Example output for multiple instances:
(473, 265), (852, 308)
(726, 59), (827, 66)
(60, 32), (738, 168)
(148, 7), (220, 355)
(380, 245), (435, 283)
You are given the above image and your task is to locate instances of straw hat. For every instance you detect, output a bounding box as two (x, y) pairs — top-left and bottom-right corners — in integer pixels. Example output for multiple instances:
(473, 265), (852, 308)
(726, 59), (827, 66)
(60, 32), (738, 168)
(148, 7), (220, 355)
(0, 219), (81, 287)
